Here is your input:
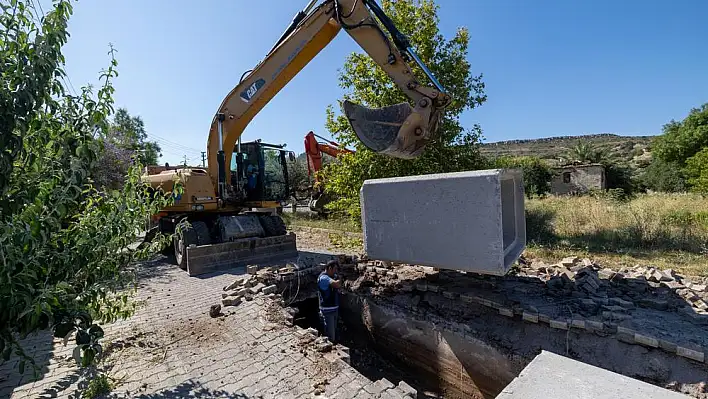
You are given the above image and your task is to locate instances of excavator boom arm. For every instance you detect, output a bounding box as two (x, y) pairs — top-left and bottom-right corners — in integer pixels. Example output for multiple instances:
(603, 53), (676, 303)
(207, 0), (449, 198)
(304, 131), (352, 177)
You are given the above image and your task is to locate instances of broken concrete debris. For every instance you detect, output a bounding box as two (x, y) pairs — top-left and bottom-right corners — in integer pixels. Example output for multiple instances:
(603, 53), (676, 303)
(560, 256), (579, 267)
(314, 336), (333, 353)
(209, 304), (221, 318)
(248, 282), (266, 295)
(222, 297), (242, 307)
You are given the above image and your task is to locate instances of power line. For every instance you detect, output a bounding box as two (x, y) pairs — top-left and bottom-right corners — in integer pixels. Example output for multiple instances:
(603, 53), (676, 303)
(147, 132), (202, 150)
(35, 0), (45, 19)
(149, 139), (203, 157)
(147, 134), (203, 155)
(153, 142), (202, 156)
(64, 75), (78, 97)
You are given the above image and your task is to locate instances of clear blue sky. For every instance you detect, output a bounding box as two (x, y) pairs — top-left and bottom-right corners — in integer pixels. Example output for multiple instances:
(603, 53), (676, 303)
(60, 0), (708, 165)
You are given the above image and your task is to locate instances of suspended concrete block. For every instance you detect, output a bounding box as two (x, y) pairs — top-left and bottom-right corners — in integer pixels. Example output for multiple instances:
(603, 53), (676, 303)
(360, 169), (526, 275)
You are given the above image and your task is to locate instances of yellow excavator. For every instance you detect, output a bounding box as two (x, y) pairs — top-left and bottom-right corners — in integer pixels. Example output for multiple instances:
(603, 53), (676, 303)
(143, 0), (451, 276)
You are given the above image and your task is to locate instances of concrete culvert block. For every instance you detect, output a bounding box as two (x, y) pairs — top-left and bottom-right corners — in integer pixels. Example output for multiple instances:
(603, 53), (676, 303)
(360, 169), (525, 275)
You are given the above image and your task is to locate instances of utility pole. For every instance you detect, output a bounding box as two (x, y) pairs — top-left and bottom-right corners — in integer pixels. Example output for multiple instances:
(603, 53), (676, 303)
(201, 151), (206, 167)
(182, 155), (188, 167)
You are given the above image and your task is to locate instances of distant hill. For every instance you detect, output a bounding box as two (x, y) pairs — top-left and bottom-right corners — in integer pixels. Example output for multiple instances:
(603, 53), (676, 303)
(480, 133), (656, 167)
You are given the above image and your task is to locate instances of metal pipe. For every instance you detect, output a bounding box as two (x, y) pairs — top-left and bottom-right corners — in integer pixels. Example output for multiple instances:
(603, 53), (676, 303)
(406, 48), (445, 94)
(217, 113), (224, 151)
(269, 0), (319, 54)
(303, 0), (318, 15)
(216, 113), (226, 201)
(237, 137), (241, 153)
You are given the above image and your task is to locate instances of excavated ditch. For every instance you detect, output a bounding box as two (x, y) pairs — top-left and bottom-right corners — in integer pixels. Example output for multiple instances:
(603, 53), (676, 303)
(276, 251), (708, 399)
(291, 296), (444, 398)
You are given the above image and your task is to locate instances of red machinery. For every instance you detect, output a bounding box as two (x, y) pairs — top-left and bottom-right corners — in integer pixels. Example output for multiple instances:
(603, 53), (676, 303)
(303, 131), (353, 214)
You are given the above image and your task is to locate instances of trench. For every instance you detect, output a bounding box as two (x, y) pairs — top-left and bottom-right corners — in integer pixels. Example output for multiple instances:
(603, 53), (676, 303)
(290, 289), (708, 399)
(292, 297), (444, 398)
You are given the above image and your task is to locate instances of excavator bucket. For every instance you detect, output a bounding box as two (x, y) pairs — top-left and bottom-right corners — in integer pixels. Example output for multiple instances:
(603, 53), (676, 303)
(343, 100), (431, 159)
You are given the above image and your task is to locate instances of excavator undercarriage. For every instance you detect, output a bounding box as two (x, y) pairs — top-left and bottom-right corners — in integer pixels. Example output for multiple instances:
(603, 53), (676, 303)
(163, 213), (297, 277)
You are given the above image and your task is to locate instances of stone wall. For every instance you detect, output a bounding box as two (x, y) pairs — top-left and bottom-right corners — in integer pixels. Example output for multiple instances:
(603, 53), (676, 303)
(551, 164), (605, 194)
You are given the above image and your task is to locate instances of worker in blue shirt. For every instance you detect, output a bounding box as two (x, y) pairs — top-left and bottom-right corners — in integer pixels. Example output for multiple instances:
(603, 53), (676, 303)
(317, 260), (341, 343)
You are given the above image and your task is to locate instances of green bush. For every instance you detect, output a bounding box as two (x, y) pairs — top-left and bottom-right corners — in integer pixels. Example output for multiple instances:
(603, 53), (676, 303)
(685, 148), (708, 194)
(491, 156), (554, 198)
(638, 158), (687, 193)
(604, 162), (638, 196)
(0, 0), (175, 368)
(653, 103), (708, 166)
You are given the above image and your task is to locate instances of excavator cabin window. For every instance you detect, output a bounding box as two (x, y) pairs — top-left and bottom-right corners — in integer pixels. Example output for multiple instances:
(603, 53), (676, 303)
(231, 141), (290, 203)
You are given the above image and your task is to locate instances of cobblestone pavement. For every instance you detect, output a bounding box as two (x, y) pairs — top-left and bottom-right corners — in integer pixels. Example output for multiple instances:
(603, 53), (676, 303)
(1, 259), (413, 399)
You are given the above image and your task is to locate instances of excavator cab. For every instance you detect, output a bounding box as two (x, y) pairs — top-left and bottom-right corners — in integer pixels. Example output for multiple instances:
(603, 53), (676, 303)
(231, 140), (293, 206)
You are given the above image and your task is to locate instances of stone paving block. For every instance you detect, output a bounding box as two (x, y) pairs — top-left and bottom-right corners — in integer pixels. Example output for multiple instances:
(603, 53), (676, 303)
(634, 333), (659, 348)
(549, 319), (568, 330)
(617, 326), (636, 335)
(522, 311), (539, 323)
(677, 346), (705, 363)
(397, 380), (417, 397)
(442, 291), (458, 299)
(585, 320), (605, 332)
(380, 388), (407, 399)
(659, 339), (678, 353)
(499, 307), (514, 317)
(249, 282), (266, 294)
(570, 319), (586, 329)
(360, 169), (526, 275)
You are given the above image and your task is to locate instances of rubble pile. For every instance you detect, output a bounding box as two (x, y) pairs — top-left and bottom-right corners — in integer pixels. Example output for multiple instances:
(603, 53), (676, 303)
(213, 255), (359, 315)
(216, 265), (280, 310)
(515, 256), (708, 324)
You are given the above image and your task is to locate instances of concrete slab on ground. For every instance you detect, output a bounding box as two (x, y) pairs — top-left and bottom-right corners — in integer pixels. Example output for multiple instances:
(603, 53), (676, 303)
(496, 350), (690, 399)
(360, 169), (526, 275)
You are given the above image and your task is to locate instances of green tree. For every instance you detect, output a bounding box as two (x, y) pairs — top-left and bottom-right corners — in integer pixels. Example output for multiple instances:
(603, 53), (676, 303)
(108, 108), (161, 166)
(685, 148), (708, 194)
(287, 154), (311, 201)
(604, 161), (637, 196)
(564, 140), (607, 164)
(0, 0), (175, 369)
(653, 103), (708, 166)
(93, 108), (161, 190)
(638, 158), (687, 193)
(491, 156), (554, 198)
(322, 0), (487, 220)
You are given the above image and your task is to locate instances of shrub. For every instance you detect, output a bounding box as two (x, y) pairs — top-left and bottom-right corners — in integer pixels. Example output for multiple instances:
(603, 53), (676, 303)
(491, 156), (554, 198)
(685, 148), (708, 194)
(638, 158), (687, 193)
